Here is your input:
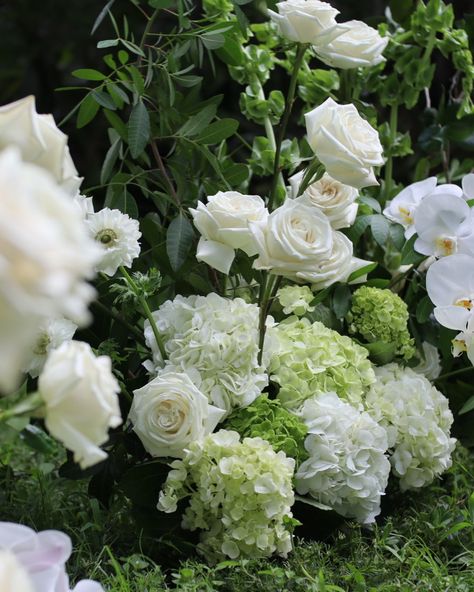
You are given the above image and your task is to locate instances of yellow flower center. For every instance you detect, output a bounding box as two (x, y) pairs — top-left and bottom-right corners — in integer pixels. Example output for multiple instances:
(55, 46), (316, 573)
(398, 206), (413, 225)
(435, 236), (456, 256)
(455, 298), (473, 310)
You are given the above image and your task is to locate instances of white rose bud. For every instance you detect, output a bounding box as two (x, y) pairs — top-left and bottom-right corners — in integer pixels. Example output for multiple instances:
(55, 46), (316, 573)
(305, 98), (384, 189)
(0, 551), (33, 592)
(129, 368), (226, 458)
(190, 191), (268, 274)
(38, 341), (122, 469)
(0, 95), (82, 194)
(268, 0), (340, 44)
(314, 20), (388, 69)
(289, 171), (358, 229)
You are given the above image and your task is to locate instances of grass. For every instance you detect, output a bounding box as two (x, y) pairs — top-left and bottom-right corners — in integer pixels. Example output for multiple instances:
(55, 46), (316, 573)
(1, 429), (473, 591)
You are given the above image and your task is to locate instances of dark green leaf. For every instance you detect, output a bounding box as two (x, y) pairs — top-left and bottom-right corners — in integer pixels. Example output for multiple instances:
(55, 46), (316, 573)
(72, 68), (107, 81)
(97, 39), (119, 49)
(332, 284), (352, 319)
(177, 104), (217, 137)
(20, 425), (56, 455)
(92, 89), (117, 110)
(370, 214), (390, 247)
(416, 296), (434, 323)
(120, 461), (169, 509)
(166, 212), (195, 271)
(128, 100), (150, 158)
(91, 0), (116, 34)
(362, 341), (398, 365)
(401, 234), (426, 265)
(358, 195), (381, 213)
(77, 94), (100, 128)
(347, 262), (377, 283)
(196, 118), (239, 144)
(459, 395), (474, 415)
(101, 138), (121, 185)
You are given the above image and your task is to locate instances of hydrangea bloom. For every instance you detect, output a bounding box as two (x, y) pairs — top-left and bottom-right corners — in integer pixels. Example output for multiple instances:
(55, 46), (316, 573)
(269, 318), (375, 409)
(277, 285), (315, 316)
(145, 294), (272, 414)
(295, 392), (390, 524)
(364, 364), (456, 491)
(158, 430), (295, 562)
(347, 286), (415, 360)
(225, 395), (308, 465)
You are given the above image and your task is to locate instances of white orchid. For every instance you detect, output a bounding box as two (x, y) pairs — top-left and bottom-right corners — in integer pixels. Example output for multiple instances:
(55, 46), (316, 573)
(452, 314), (474, 364)
(414, 192), (474, 257)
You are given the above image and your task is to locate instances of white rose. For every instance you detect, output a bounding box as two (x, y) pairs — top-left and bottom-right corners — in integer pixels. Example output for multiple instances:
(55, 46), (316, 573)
(129, 368), (226, 458)
(251, 198), (369, 287)
(190, 191), (268, 275)
(0, 551), (33, 592)
(86, 208), (141, 276)
(0, 149), (99, 393)
(268, 0), (340, 44)
(314, 20), (388, 69)
(305, 98), (384, 189)
(38, 341), (122, 469)
(0, 95), (82, 194)
(289, 170), (358, 229)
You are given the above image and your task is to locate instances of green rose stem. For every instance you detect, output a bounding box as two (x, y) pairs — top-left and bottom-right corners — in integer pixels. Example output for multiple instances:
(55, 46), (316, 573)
(91, 300), (146, 346)
(383, 102), (399, 204)
(268, 43), (308, 211)
(119, 266), (166, 361)
(0, 392), (43, 423)
(257, 274), (282, 365)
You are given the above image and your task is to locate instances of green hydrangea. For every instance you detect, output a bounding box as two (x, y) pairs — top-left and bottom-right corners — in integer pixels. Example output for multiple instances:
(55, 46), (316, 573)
(347, 287), (415, 360)
(277, 285), (315, 316)
(225, 395), (309, 465)
(269, 318), (375, 409)
(158, 430), (295, 562)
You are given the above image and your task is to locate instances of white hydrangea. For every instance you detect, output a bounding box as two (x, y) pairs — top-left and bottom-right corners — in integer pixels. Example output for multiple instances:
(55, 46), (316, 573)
(364, 364), (456, 491)
(295, 392), (390, 524)
(86, 208), (141, 276)
(145, 294), (272, 414)
(158, 430), (295, 562)
(277, 285), (315, 316)
(22, 317), (77, 378)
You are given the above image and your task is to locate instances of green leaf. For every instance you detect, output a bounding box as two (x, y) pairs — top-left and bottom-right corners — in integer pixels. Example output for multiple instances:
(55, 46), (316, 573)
(370, 214), (390, 247)
(128, 100), (150, 158)
(358, 195), (381, 213)
(97, 39), (119, 49)
(120, 461), (169, 508)
(126, 65), (145, 95)
(91, 0), (116, 35)
(362, 341), (398, 365)
(101, 138), (121, 185)
(459, 395), (474, 415)
(148, 0), (174, 7)
(72, 68), (107, 81)
(20, 425), (56, 455)
(77, 94), (100, 128)
(120, 39), (145, 58)
(345, 215), (372, 244)
(332, 284), (351, 319)
(92, 89), (117, 110)
(416, 296), (434, 323)
(177, 104), (217, 137)
(347, 262), (377, 283)
(166, 213), (195, 271)
(105, 183), (139, 218)
(401, 234), (426, 265)
(196, 118), (239, 144)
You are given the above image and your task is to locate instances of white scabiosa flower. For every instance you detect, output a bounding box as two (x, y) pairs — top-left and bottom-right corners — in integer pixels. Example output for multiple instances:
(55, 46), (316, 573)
(0, 149), (99, 393)
(129, 367), (225, 458)
(364, 364), (456, 491)
(38, 340), (122, 469)
(289, 171), (359, 229)
(86, 208), (141, 276)
(0, 95), (82, 194)
(295, 392), (390, 524)
(22, 317), (77, 378)
(145, 294), (272, 415)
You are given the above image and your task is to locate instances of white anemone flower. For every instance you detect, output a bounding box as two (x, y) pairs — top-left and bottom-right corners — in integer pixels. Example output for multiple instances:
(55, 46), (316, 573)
(414, 192), (474, 257)
(426, 253), (474, 331)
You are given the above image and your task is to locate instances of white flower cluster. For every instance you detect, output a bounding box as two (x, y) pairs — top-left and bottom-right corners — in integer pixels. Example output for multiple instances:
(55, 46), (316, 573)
(0, 521), (104, 592)
(158, 430), (295, 561)
(295, 392), (390, 524)
(364, 364), (456, 491)
(145, 293), (271, 414)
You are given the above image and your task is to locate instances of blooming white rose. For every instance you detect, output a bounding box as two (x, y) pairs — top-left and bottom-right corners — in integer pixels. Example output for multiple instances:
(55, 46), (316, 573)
(414, 192), (474, 258)
(0, 551), (33, 592)
(314, 20), (388, 69)
(0, 96), (82, 194)
(129, 367), (225, 458)
(268, 0), (340, 44)
(86, 208), (141, 276)
(305, 98), (384, 189)
(0, 149), (99, 393)
(0, 522), (104, 592)
(190, 191), (268, 275)
(251, 198), (370, 288)
(22, 317), (77, 378)
(295, 392), (390, 524)
(413, 342), (441, 381)
(38, 341), (122, 469)
(289, 171), (358, 229)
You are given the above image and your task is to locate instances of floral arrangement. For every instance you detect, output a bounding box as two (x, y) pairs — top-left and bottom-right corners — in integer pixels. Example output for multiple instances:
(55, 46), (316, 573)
(1, 0), (473, 573)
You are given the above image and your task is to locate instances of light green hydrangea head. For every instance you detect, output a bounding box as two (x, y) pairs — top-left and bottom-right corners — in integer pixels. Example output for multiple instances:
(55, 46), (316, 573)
(277, 285), (315, 317)
(347, 286), (415, 361)
(269, 318), (375, 409)
(157, 430), (296, 562)
(224, 395), (309, 465)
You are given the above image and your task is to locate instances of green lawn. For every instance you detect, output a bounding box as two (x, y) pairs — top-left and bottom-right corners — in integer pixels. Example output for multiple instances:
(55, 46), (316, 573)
(1, 433), (473, 591)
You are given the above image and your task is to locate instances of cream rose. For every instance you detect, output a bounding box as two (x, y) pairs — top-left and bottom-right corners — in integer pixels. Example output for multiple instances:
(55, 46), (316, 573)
(314, 20), (388, 69)
(0, 95), (82, 194)
(190, 191), (268, 274)
(268, 0), (340, 44)
(38, 341), (122, 469)
(305, 98), (384, 189)
(129, 368), (226, 458)
(289, 171), (358, 229)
